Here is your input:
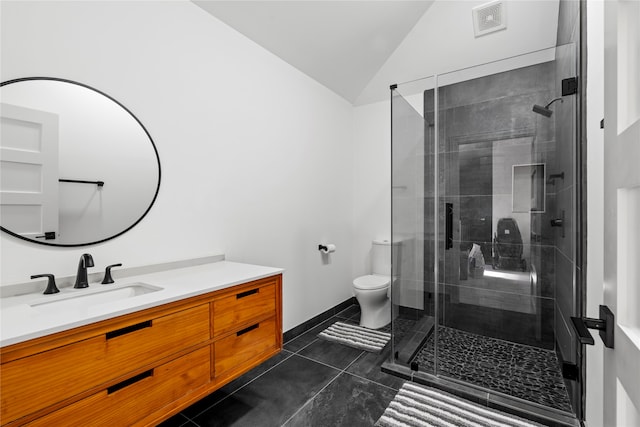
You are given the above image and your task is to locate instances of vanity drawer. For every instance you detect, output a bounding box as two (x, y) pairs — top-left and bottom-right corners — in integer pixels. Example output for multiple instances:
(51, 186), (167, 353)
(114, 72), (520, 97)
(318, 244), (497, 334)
(1, 304), (209, 424)
(26, 346), (211, 427)
(214, 317), (277, 379)
(213, 281), (276, 337)
(103, 303), (209, 371)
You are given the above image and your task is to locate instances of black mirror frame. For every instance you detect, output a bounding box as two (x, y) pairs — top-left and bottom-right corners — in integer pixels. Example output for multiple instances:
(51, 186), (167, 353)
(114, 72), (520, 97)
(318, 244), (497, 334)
(0, 76), (161, 247)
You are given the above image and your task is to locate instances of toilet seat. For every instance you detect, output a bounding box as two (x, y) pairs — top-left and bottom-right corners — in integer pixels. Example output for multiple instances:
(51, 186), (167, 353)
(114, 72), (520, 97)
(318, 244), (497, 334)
(353, 275), (389, 290)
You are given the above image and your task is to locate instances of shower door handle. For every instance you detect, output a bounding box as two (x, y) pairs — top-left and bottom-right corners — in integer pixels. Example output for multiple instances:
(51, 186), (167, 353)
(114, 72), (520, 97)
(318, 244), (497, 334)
(445, 203), (453, 250)
(570, 305), (614, 348)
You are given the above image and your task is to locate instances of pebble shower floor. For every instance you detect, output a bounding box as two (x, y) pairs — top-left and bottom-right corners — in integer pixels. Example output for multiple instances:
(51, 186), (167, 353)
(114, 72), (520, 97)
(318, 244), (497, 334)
(411, 326), (573, 412)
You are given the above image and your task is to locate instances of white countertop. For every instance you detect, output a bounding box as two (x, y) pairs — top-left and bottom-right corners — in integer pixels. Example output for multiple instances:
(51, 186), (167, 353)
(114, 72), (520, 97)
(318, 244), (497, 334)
(0, 260), (283, 348)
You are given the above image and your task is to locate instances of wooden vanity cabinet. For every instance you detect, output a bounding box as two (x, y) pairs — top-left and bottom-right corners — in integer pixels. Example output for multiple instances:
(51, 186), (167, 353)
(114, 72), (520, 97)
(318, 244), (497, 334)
(0, 274), (282, 427)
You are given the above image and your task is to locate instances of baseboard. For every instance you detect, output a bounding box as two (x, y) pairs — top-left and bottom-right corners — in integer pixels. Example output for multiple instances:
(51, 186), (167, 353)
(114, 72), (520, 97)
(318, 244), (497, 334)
(283, 297), (356, 343)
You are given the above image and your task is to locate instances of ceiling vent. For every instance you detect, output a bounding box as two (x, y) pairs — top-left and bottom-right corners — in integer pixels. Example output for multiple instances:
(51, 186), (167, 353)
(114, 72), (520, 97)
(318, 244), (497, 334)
(472, 1), (507, 37)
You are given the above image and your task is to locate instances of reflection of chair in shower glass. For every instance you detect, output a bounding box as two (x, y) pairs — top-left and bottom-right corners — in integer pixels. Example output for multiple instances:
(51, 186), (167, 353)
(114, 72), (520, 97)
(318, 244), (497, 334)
(492, 218), (527, 271)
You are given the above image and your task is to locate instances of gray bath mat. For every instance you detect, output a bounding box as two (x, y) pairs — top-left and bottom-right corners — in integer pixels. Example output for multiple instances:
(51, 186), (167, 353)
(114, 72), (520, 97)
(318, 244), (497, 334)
(376, 382), (544, 427)
(317, 321), (391, 353)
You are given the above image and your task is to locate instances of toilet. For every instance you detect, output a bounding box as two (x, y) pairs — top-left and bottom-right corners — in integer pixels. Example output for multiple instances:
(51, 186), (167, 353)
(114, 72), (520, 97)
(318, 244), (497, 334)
(353, 239), (391, 329)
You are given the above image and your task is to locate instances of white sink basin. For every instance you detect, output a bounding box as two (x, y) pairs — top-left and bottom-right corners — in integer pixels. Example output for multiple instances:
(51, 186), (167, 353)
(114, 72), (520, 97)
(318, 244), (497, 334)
(29, 283), (162, 315)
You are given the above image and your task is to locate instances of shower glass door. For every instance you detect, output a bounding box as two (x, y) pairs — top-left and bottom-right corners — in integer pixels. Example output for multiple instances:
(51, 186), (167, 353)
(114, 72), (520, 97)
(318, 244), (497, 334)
(435, 45), (577, 413)
(389, 44), (580, 419)
(390, 79), (436, 377)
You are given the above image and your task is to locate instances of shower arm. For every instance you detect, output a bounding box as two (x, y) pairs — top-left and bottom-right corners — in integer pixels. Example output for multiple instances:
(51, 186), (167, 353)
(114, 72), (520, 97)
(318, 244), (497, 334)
(544, 97), (563, 108)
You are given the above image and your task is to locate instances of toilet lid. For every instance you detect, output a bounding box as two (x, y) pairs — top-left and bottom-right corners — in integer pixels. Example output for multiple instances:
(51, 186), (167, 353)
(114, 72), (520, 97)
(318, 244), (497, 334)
(353, 275), (390, 290)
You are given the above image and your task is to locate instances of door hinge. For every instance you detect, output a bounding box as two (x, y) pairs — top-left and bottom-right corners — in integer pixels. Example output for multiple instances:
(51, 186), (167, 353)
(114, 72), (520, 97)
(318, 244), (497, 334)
(562, 77), (578, 96)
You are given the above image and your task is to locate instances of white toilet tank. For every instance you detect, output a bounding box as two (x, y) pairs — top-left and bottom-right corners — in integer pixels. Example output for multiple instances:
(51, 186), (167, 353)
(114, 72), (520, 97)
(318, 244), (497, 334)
(371, 239), (391, 276)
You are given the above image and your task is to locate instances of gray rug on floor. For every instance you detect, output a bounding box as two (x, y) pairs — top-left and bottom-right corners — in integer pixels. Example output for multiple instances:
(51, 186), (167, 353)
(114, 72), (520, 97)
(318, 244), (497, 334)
(376, 382), (544, 427)
(317, 321), (391, 353)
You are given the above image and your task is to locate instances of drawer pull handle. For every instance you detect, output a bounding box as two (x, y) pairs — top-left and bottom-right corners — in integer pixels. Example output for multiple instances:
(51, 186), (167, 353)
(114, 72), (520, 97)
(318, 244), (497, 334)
(107, 369), (153, 394)
(106, 320), (152, 339)
(236, 289), (258, 299)
(237, 324), (259, 336)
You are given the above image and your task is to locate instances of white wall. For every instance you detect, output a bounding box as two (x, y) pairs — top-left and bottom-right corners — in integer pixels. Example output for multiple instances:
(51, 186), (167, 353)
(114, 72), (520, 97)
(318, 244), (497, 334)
(0, 0), (354, 332)
(352, 100), (391, 277)
(356, 0), (560, 105)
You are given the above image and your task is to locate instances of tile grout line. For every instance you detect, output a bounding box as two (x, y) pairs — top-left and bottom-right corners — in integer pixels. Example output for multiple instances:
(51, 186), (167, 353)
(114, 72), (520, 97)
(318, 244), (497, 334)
(186, 350), (296, 419)
(193, 311), (354, 418)
(293, 319), (402, 390)
(338, 349), (403, 392)
(283, 321), (334, 349)
(293, 347), (356, 372)
(180, 310), (364, 425)
(280, 371), (343, 426)
(343, 369), (403, 393)
(282, 307), (358, 347)
(176, 412), (200, 427)
(292, 337), (322, 354)
(280, 348), (366, 426)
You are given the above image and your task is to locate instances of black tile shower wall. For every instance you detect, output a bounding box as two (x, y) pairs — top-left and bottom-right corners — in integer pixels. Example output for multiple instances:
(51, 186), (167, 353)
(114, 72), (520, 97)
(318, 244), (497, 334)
(436, 61), (556, 111)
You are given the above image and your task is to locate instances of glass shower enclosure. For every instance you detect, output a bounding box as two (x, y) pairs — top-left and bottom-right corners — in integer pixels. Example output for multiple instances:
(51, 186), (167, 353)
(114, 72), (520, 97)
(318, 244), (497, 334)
(387, 44), (580, 423)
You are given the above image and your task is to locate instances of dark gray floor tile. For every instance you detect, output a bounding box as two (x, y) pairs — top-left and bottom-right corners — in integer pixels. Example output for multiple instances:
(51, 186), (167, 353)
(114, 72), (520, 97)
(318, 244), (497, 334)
(222, 350), (294, 393)
(298, 338), (364, 370)
(182, 350), (294, 418)
(346, 349), (405, 390)
(283, 372), (398, 427)
(283, 317), (340, 353)
(193, 355), (340, 427)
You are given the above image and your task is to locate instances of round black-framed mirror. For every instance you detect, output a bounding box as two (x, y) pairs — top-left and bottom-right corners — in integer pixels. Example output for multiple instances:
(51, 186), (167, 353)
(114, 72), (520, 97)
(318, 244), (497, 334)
(0, 77), (161, 247)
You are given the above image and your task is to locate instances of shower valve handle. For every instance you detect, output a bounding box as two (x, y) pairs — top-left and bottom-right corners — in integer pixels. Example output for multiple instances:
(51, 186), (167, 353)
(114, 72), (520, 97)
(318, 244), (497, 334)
(550, 210), (566, 238)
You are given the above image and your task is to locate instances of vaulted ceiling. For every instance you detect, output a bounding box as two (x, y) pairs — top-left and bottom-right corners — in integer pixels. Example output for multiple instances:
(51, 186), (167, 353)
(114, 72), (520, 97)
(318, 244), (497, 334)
(193, 1), (559, 105)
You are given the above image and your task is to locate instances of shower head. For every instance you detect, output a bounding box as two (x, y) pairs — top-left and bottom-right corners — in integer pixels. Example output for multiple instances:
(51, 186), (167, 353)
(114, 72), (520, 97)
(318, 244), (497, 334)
(532, 97), (563, 117)
(532, 104), (553, 117)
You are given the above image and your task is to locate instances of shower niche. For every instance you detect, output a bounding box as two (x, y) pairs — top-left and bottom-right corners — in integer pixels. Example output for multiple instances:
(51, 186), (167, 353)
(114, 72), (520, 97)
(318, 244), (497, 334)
(513, 163), (546, 213)
(387, 44), (580, 425)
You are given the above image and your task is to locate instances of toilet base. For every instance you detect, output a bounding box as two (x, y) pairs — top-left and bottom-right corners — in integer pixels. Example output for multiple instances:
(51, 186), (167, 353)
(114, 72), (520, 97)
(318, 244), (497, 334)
(358, 297), (391, 329)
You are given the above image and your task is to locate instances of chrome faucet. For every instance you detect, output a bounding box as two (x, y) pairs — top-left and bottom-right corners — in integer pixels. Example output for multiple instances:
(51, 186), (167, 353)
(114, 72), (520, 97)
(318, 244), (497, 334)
(74, 253), (95, 288)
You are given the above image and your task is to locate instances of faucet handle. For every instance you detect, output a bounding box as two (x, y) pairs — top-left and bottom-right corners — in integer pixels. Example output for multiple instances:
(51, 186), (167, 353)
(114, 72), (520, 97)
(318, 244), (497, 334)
(31, 274), (60, 295)
(101, 263), (123, 284)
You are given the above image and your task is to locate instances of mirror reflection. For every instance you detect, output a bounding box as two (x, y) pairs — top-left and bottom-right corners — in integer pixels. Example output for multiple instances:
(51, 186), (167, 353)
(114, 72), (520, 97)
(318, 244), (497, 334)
(0, 78), (161, 246)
